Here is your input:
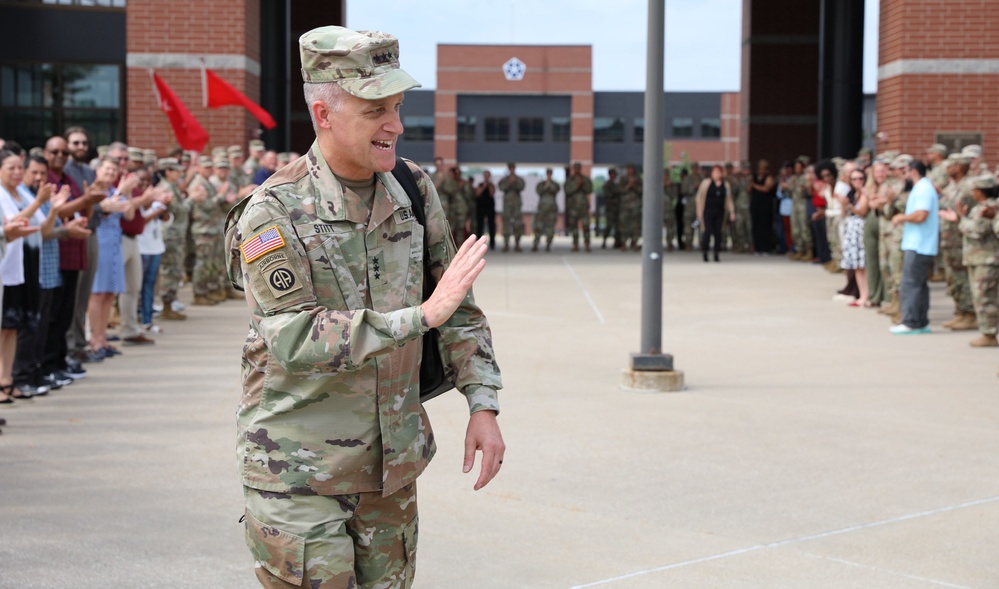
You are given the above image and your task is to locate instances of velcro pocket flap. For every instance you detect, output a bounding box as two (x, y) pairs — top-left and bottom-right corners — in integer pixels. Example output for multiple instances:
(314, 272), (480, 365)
(245, 510), (306, 585)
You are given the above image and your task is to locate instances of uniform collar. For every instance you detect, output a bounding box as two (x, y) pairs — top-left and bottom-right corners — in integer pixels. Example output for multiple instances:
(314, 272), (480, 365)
(308, 140), (409, 225)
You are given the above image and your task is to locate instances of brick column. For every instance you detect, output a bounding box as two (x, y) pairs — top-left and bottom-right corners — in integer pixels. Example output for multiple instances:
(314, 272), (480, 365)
(126, 0), (261, 154)
(877, 0), (999, 158)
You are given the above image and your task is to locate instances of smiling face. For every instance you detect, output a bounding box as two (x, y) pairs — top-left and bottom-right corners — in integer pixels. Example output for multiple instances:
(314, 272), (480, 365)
(0, 153), (24, 190)
(25, 159), (48, 191)
(316, 91), (404, 180)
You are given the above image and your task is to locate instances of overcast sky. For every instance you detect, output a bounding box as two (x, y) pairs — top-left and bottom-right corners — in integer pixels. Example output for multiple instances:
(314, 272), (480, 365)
(347, 0), (880, 94)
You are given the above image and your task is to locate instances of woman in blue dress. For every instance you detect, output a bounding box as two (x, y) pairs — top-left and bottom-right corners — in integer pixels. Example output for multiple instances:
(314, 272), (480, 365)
(88, 158), (136, 356)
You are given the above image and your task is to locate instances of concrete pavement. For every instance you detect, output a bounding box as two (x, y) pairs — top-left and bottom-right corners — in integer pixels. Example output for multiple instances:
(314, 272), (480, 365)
(1, 240), (997, 588)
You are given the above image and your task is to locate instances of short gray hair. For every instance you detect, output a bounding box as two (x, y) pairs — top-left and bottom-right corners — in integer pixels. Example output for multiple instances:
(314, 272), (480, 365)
(303, 83), (347, 133)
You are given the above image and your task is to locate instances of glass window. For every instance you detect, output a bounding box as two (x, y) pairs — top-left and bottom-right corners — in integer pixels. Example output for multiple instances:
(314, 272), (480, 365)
(457, 115), (476, 142)
(634, 118), (645, 143)
(594, 117), (625, 143)
(517, 117), (544, 142)
(63, 65), (120, 108)
(402, 115), (434, 141)
(551, 117), (570, 143)
(672, 117), (693, 138)
(2, 64), (56, 108)
(701, 117), (721, 138)
(484, 117), (510, 142)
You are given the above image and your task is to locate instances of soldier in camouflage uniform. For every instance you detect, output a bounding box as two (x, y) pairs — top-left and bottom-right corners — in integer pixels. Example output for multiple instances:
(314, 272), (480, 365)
(156, 159), (190, 321)
(533, 168), (559, 252)
(224, 27), (505, 589)
(663, 169), (678, 251)
(881, 155), (913, 323)
(187, 156), (228, 305)
(875, 158), (904, 319)
(601, 167), (621, 249)
(938, 155), (978, 331)
(952, 175), (998, 347)
(731, 162), (753, 253)
(564, 162), (593, 252)
(445, 166), (467, 242)
(789, 159), (813, 261)
(498, 162), (525, 252)
(243, 139), (265, 179)
(211, 156), (244, 300)
(617, 164), (643, 251)
(681, 164), (702, 251)
(926, 144), (950, 283)
(227, 145), (251, 190)
(429, 157), (448, 217)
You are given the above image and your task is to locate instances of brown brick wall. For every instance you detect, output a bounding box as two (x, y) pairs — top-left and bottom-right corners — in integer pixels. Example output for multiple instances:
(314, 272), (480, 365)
(877, 0), (999, 159)
(126, 0), (261, 156)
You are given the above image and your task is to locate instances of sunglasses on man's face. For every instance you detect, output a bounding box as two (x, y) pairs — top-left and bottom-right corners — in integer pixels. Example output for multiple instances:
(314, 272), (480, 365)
(70, 140), (88, 146)
(47, 149), (70, 156)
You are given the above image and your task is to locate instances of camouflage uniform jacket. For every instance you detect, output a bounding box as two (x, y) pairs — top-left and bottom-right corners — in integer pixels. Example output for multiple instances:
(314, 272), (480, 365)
(959, 198), (998, 266)
(243, 157), (260, 178)
(928, 163), (949, 194)
(210, 174), (240, 215)
(224, 142), (502, 498)
(498, 174), (525, 199)
(157, 179), (190, 240)
(227, 167), (249, 189)
(189, 174), (224, 235)
(940, 176), (975, 250)
(564, 174), (593, 200)
(536, 179), (560, 206)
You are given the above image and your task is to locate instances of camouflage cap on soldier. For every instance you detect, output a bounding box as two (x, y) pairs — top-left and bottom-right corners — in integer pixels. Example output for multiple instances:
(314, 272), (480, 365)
(127, 147), (144, 162)
(277, 152), (290, 164)
(227, 145), (244, 157)
(143, 149), (157, 164)
(926, 143), (948, 156)
(211, 147), (226, 158)
(857, 147), (873, 156)
(796, 155), (812, 166)
(249, 139), (265, 152)
(180, 152), (192, 163)
(213, 156), (231, 169)
(972, 175), (996, 190)
(961, 144), (982, 159)
(28, 147), (44, 158)
(299, 26), (421, 100)
(890, 154), (914, 169)
(97, 145), (109, 158)
(197, 155), (213, 167)
(158, 157), (183, 171)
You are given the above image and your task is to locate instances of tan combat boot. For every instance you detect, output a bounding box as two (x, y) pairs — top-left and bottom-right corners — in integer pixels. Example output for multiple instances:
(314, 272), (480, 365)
(160, 307), (187, 321)
(878, 295), (899, 316)
(209, 289), (227, 303)
(192, 295), (215, 306)
(948, 312), (978, 331)
(969, 334), (998, 347)
(941, 313), (962, 329)
(802, 247), (814, 262)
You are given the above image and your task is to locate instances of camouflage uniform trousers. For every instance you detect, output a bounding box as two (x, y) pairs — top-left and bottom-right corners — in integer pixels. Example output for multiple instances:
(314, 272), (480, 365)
(192, 233), (226, 297)
(826, 215), (842, 264)
(682, 197), (698, 250)
(533, 199), (558, 246)
(888, 227), (905, 300)
(245, 483), (418, 589)
(969, 265), (999, 335)
(160, 234), (187, 303)
(791, 200), (812, 253)
(446, 193), (468, 242)
(733, 205), (752, 252)
(942, 244), (975, 314)
(605, 200), (621, 245)
(879, 221), (896, 297)
(617, 193), (642, 247)
(565, 194), (591, 246)
(663, 202), (676, 249)
(502, 194), (524, 240)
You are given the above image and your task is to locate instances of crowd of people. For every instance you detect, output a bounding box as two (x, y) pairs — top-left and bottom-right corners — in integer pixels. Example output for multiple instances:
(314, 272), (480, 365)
(0, 129), (301, 433)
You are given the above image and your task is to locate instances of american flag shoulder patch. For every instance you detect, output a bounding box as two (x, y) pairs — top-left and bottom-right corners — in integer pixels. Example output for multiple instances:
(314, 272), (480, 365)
(241, 226), (286, 263)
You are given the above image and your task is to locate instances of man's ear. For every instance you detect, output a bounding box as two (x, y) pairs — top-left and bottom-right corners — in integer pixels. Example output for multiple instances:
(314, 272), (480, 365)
(312, 101), (332, 131)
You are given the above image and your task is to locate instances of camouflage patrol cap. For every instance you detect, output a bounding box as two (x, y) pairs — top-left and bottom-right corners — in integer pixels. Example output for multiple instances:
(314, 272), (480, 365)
(143, 149), (157, 163)
(127, 147), (144, 162)
(211, 147), (226, 158)
(97, 145), (109, 158)
(796, 155), (811, 166)
(945, 154), (970, 167)
(28, 147), (44, 158)
(299, 26), (421, 99)
(180, 152), (191, 163)
(227, 145), (243, 157)
(926, 143), (948, 156)
(158, 157), (183, 171)
(857, 147), (873, 156)
(972, 175), (996, 190)
(249, 139), (265, 151)
(277, 152), (290, 164)
(961, 144), (982, 159)
(213, 156), (230, 169)
(890, 154), (914, 169)
(197, 155), (213, 167)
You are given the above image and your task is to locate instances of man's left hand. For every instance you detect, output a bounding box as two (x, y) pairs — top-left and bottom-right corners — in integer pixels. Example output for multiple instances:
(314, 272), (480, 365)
(463, 410), (505, 491)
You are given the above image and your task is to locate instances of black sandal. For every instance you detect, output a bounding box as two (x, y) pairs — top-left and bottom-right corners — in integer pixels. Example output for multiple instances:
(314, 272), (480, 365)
(0, 384), (14, 404)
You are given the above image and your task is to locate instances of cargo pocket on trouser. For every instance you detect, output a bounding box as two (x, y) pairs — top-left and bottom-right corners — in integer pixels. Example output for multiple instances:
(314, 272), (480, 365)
(245, 509), (306, 586)
(402, 513), (419, 584)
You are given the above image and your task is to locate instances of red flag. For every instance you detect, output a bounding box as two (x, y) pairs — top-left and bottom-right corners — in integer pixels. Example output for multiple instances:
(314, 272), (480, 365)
(152, 73), (209, 152)
(204, 68), (277, 130)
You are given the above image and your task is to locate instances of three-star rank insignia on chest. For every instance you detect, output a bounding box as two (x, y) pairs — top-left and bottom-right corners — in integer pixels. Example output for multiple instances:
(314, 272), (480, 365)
(371, 255), (381, 280)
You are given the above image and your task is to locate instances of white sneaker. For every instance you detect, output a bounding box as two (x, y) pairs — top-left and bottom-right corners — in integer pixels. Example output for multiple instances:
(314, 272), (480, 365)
(152, 303), (163, 313)
(171, 300), (186, 312)
(832, 294), (855, 302)
(889, 324), (931, 335)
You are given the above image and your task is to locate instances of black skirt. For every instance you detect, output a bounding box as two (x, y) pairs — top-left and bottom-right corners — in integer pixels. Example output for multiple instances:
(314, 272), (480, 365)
(2, 245), (41, 331)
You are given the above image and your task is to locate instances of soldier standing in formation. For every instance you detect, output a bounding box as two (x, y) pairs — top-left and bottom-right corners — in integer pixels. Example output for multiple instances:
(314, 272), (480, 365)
(663, 169), (679, 251)
(564, 162), (593, 252)
(156, 158), (190, 321)
(949, 175), (998, 346)
(446, 166), (468, 242)
(789, 158), (814, 261)
(617, 163), (643, 251)
(681, 164), (702, 250)
(938, 155), (977, 331)
(498, 162), (525, 252)
(533, 168), (559, 252)
(186, 156), (228, 305)
(601, 167), (620, 249)
(731, 161), (753, 253)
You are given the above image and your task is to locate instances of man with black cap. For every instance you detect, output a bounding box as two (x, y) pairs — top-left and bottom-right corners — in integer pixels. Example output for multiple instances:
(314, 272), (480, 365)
(225, 26), (505, 589)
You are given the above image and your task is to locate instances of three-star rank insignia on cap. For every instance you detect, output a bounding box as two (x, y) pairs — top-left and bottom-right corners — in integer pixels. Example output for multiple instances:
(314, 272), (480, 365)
(241, 226), (285, 263)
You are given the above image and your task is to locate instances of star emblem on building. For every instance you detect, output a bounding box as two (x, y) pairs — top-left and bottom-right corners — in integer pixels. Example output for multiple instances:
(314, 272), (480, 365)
(503, 57), (526, 81)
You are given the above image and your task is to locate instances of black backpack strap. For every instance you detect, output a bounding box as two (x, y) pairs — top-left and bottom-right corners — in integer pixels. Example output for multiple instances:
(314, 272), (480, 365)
(390, 158), (435, 300)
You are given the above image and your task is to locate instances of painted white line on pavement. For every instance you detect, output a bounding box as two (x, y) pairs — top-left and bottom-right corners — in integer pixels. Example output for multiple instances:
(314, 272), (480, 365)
(804, 553), (974, 589)
(561, 257), (605, 325)
(569, 494), (999, 588)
